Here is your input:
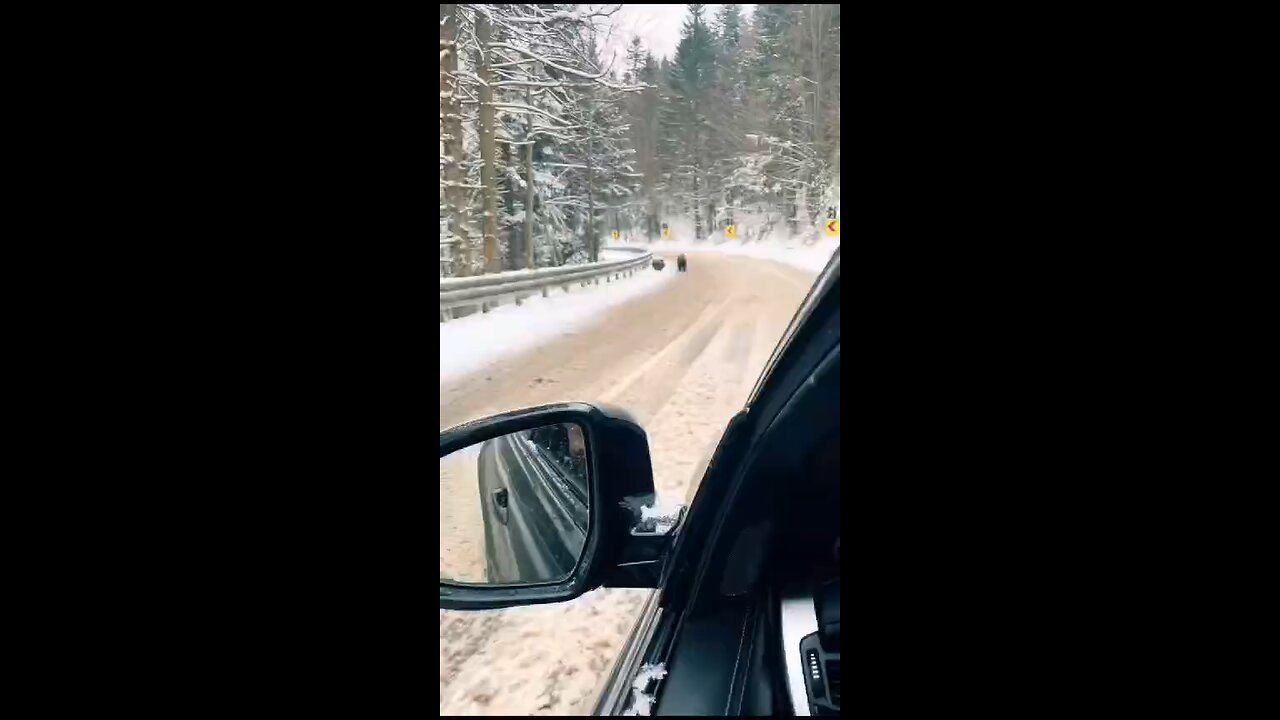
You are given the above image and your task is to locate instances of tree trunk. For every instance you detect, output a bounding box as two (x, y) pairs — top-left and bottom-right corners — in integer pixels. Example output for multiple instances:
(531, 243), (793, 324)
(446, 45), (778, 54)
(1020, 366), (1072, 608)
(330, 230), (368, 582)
(692, 173), (702, 241)
(587, 94), (597, 263)
(503, 142), (518, 270)
(788, 188), (798, 237)
(477, 12), (501, 274)
(440, 4), (471, 277)
(524, 85), (535, 270)
(646, 90), (659, 243)
(810, 5), (825, 239)
(812, 5), (824, 154)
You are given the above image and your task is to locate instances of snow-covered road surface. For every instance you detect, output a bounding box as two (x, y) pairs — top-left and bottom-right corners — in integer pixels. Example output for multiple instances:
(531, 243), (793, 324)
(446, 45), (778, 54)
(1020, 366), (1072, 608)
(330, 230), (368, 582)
(439, 252), (822, 715)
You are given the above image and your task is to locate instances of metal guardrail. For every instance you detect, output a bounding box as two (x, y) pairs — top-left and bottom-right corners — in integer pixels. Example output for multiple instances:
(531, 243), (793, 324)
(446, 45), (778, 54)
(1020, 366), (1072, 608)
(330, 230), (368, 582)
(440, 246), (654, 321)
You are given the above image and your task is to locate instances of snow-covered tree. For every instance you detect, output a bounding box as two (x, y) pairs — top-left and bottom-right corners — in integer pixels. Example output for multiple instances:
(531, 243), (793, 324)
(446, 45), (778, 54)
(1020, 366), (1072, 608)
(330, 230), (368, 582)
(663, 4), (719, 240)
(440, 4), (841, 277)
(439, 4), (640, 276)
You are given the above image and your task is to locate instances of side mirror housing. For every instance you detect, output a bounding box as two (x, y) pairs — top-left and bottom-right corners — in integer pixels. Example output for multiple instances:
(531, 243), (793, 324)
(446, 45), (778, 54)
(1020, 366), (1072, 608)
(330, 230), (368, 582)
(439, 402), (664, 610)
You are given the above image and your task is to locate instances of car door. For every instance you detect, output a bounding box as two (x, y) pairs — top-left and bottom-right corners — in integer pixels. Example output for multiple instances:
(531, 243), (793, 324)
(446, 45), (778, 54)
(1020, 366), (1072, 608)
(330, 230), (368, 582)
(592, 250), (841, 715)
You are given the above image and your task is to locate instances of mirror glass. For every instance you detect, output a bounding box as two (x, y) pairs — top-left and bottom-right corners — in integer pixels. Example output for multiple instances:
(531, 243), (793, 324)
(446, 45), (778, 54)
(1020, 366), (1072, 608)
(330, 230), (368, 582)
(440, 422), (589, 585)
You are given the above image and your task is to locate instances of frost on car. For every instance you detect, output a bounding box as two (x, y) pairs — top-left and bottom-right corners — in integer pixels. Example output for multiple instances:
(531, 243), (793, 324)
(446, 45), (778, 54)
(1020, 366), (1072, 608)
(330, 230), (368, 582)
(619, 494), (686, 536)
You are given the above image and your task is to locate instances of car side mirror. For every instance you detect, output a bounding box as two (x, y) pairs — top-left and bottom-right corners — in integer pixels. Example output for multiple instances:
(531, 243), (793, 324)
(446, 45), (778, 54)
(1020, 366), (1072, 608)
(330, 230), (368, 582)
(440, 402), (666, 610)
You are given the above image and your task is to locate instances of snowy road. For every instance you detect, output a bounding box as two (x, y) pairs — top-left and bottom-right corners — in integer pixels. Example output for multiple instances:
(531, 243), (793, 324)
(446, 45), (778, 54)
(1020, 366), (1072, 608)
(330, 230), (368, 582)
(439, 251), (824, 715)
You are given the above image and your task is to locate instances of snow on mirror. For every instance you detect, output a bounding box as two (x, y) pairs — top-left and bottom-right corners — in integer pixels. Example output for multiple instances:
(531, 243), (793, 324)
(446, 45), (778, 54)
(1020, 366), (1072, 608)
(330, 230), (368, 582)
(439, 422), (589, 586)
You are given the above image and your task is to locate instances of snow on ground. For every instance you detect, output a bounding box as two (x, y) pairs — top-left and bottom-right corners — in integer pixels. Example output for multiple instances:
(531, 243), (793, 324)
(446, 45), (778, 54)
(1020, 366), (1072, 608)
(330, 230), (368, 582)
(440, 265), (676, 387)
(615, 216), (840, 275)
(599, 248), (635, 261)
(650, 236), (839, 275)
(440, 445), (486, 584)
(440, 586), (651, 715)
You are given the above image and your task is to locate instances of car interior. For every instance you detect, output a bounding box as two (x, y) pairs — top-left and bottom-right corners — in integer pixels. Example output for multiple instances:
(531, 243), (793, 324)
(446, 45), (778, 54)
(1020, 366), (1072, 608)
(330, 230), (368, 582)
(653, 380), (841, 715)
(637, 262), (841, 716)
(777, 434), (842, 716)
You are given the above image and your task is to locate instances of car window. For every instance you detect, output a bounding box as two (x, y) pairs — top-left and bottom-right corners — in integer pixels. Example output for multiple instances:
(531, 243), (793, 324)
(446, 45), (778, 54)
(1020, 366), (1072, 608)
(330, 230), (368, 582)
(440, 3), (840, 714)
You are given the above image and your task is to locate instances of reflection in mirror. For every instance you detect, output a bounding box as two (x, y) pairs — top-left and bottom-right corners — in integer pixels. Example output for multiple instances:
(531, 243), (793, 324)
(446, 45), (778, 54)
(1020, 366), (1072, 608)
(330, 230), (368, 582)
(440, 422), (589, 586)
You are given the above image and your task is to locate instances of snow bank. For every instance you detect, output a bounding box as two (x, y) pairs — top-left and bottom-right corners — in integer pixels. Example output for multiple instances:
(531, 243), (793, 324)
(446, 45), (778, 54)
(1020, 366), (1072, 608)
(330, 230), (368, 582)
(440, 266), (676, 386)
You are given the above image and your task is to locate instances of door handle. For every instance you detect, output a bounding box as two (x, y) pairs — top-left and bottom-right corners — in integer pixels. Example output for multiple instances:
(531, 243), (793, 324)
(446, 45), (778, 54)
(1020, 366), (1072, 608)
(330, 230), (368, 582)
(492, 488), (510, 525)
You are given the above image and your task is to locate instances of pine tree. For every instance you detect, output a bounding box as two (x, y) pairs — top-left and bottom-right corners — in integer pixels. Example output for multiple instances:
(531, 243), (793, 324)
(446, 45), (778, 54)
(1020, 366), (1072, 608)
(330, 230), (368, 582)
(711, 4), (747, 231)
(666, 4), (719, 240)
(715, 4), (743, 48)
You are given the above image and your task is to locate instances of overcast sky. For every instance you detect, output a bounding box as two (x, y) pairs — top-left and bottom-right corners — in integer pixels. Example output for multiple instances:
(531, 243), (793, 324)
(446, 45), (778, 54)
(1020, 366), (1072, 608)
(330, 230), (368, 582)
(597, 4), (756, 70)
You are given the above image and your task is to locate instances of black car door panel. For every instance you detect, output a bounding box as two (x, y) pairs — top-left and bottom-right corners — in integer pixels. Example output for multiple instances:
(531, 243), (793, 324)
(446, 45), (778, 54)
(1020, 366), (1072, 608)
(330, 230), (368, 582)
(653, 591), (782, 716)
(655, 598), (754, 716)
